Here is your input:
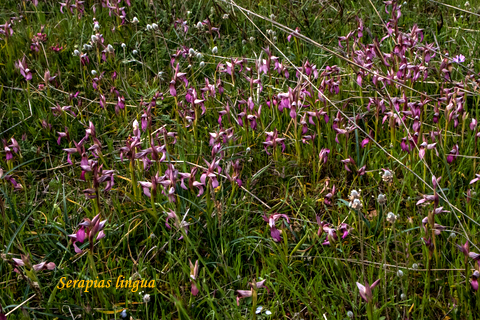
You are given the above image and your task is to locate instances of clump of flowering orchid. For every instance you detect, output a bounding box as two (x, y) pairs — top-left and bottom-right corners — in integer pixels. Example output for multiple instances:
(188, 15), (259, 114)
(68, 214), (106, 254)
(316, 217), (350, 246)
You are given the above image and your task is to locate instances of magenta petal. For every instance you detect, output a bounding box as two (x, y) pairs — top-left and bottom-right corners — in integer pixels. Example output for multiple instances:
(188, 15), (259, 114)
(96, 230), (105, 240)
(270, 226), (281, 242)
(191, 282), (199, 296)
(46, 262), (56, 270)
(77, 227), (86, 243)
(73, 242), (82, 254)
(33, 262), (46, 271)
(12, 258), (25, 266)
(370, 279), (380, 290)
(356, 282), (368, 302)
(471, 279), (479, 291)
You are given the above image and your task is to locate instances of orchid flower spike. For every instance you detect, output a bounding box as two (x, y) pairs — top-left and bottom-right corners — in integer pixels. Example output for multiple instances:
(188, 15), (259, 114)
(189, 259), (199, 296)
(356, 279), (380, 303)
(262, 213), (290, 242)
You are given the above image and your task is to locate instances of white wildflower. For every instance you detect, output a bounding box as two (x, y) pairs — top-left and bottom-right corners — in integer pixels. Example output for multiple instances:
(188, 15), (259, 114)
(143, 293), (150, 303)
(349, 190), (361, 201)
(377, 193), (387, 205)
(386, 212), (397, 223)
(350, 198), (362, 210)
(382, 169), (394, 183)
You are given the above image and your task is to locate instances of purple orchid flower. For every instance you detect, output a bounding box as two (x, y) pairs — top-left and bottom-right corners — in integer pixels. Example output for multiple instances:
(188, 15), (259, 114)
(446, 144), (459, 164)
(68, 214), (107, 253)
(469, 174), (480, 185)
(322, 225), (338, 246)
(324, 184), (336, 206)
(319, 149), (330, 164)
(456, 241), (470, 263)
(471, 271), (480, 291)
(189, 259), (199, 296)
(418, 142), (437, 159)
(236, 279), (269, 306)
(51, 104), (77, 117)
(4, 138), (19, 161)
(316, 217), (328, 237)
(115, 96), (125, 114)
(287, 27), (300, 42)
(63, 141), (83, 165)
(225, 160), (243, 187)
(57, 128), (69, 145)
(356, 279), (380, 303)
(33, 261), (56, 271)
(421, 217), (446, 236)
(14, 56), (32, 81)
(263, 213), (290, 242)
(179, 167), (198, 191)
(263, 129), (286, 155)
(339, 223), (350, 239)
(169, 63), (188, 97)
(341, 157), (356, 172)
(12, 254), (31, 273)
(174, 18), (189, 34)
(197, 157), (222, 191)
(165, 209), (189, 240)
(80, 53), (90, 66)
(201, 18), (220, 37)
(274, 58), (289, 78)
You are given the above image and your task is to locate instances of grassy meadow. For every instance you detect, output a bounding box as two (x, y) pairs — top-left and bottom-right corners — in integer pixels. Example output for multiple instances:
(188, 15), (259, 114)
(2, 0), (480, 319)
